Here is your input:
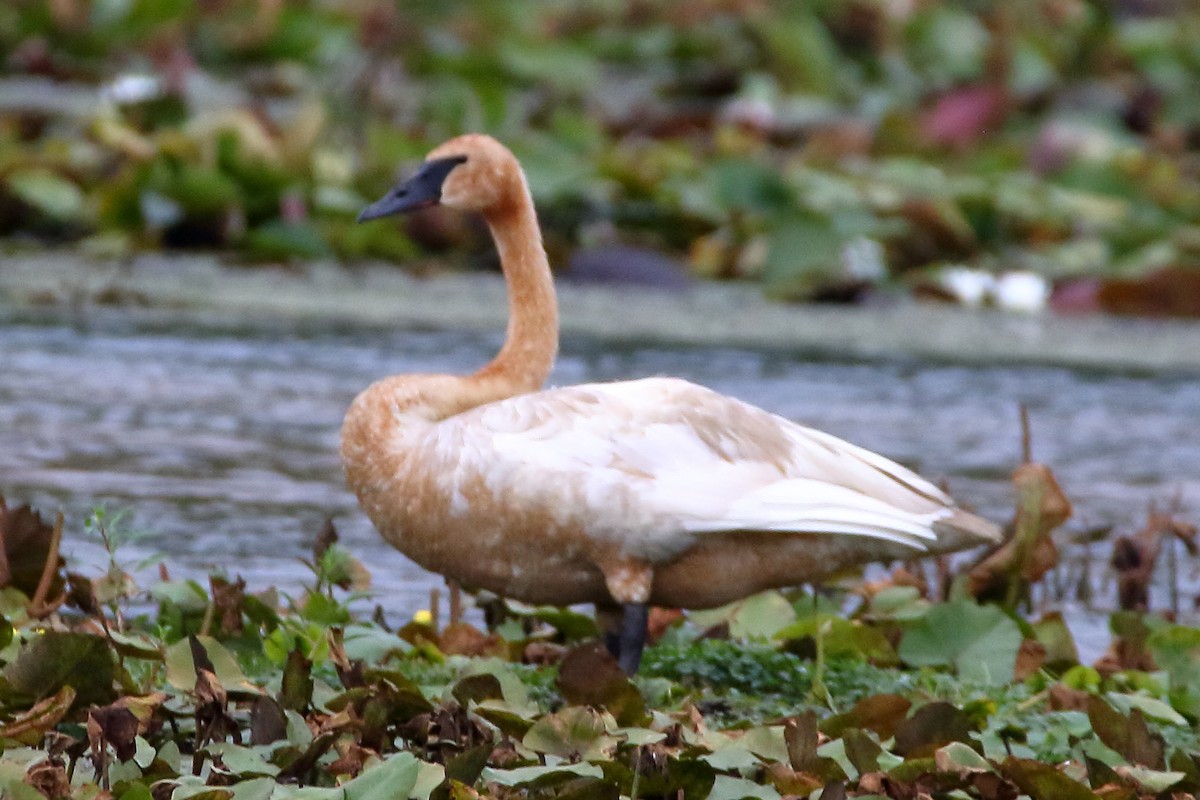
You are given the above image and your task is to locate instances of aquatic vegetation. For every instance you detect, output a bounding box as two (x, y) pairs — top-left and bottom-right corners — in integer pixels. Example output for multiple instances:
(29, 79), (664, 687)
(2, 482), (1200, 799)
(3, 2), (1200, 312)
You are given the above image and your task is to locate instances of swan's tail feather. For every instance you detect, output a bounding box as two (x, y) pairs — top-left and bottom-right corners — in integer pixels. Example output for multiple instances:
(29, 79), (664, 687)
(931, 508), (1004, 552)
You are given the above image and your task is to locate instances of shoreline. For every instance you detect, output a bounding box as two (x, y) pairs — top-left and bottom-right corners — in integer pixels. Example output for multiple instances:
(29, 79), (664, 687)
(4, 252), (1200, 373)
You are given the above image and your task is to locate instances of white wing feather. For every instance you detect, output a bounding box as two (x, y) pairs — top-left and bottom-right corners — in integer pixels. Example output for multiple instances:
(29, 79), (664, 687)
(443, 376), (953, 556)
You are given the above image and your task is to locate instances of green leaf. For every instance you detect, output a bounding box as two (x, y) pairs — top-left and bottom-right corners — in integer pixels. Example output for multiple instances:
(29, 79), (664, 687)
(761, 213), (845, 301)
(867, 586), (930, 621)
(778, 615), (898, 665)
(480, 763), (603, 787)
(898, 601), (1022, 685)
(163, 635), (260, 694)
(6, 168), (84, 220)
(342, 751), (438, 800)
(522, 706), (615, 761)
(207, 743), (280, 777)
(936, 741), (993, 773)
(341, 624), (412, 663)
(150, 579), (209, 611)
(1031, 613), (1080, 666)
(1, 632), (114, 707)
(456, 658), (534, 714)
(1107, 692), (1187, 726)
(705, 775), (782, 800)
(1115, 765), (1185, 793)
(1147, 623), (1200, 712)
(245, 220), (332, 262)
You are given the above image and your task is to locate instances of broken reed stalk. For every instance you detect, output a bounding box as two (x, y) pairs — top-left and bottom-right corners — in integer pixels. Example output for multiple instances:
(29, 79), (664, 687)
(28, 511), (64, 618)
(0, 496), (10, 587)
(198, 594), (216, 638)
(1167, 530), (1179, 617)
(449, 581), (463, 626)
(1019, 404), (1032, 464)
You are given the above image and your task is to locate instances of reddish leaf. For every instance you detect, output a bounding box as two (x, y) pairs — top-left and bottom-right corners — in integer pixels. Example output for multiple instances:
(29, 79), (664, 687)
(968, 463), (1071, 606)
(892, 702), (975, 758)
(921, 86), (1009, 149)
(1086, 696), (1165, 770)
(1001, 758), (1099, 800)
(822, 694), (911, 740)
(0, 499), (64, 598)
(1098, 267), (1200, 318)
(556, 641), (647, 726)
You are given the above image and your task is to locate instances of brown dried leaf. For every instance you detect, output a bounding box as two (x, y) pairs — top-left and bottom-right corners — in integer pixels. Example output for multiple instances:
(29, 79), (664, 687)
(1112, 509), (1196, 612)
(439, 622), (506, 658)
(892, 702), (976, 758)
(764, 762), (822, 795)
(1048, 684), (1090, 712)
(556, 641), (648, 727)
(209, 576), (246, 636)
(1012, 640), (1047, 682)
(250, 696), (287, 745)
(1098, 267), (1200, 318)
(0, 500), (65, 597)
(1001, 757), (1099, 800)
(23, 757), (71, 800)
(0, 686), (76, 745)
(313, 517), (338, 564)
(968, 463), (1071, 604)
(822, 694), (911, 740)
(88, 704), (140, 762)
(523, 641), (567, 666)
(1086, 696), (1165, 770)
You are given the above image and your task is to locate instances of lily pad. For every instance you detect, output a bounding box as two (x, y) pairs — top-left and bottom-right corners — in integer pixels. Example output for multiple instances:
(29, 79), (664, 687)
(898, 600), (1022, 685)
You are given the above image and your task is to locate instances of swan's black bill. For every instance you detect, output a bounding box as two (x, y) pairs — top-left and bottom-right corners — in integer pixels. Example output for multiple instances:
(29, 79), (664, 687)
(357, 155), (468, 222)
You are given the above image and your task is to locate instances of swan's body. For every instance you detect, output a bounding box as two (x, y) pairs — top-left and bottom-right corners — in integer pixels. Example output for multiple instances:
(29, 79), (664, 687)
(346, 134), (1000, 670)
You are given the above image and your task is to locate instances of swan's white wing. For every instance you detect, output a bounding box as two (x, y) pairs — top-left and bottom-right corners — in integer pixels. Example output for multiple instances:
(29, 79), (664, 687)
(439, 376), (956, 558)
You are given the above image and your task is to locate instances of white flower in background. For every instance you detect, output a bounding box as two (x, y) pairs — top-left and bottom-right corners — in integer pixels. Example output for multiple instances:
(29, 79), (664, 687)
(102, 74), (163, 105)
(994, 270), (1050, 313)
(939, 266), (995, 308)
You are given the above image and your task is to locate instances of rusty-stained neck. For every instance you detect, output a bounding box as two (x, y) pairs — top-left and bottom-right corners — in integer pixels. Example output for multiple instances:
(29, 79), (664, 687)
(466, 170), (558, 403)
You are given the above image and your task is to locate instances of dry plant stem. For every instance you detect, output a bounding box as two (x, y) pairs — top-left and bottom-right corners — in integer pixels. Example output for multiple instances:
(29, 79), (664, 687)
(199, 596), (216, 638)
(430, 586), (441, 633)
(449, 581), (463, 626)
(1005, 484), (1043, 612)
(0, 496), (10, 587)
(630, 745), (642, 800)
(1019, 404), (1032, 464)
(1168, 533), (1179, 617)
(28, 511), (65, 619)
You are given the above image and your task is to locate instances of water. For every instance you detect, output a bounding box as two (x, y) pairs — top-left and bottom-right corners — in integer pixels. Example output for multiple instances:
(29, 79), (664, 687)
(3, 311), (1198, 659)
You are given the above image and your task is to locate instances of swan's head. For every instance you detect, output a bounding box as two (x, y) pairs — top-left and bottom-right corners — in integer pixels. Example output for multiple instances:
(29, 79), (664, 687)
(357, 134), (520, 222)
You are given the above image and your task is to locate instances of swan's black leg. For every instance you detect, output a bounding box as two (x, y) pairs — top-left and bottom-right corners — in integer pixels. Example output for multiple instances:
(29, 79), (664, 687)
(616, 602), (648, 675)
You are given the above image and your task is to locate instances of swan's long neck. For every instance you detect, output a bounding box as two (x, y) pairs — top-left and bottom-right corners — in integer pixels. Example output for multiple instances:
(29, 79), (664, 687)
(468, 174), (558, 401)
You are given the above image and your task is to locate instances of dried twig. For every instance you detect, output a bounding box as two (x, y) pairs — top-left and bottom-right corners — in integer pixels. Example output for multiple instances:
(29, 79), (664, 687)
(1019, 404), (1032, 464)
(28, 511), (66, 618)
(449, 581), (463, 626)
(0, 495), (10, 587)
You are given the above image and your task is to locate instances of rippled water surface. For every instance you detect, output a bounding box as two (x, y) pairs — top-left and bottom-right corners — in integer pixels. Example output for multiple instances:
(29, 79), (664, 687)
(3, 311), (1198, 656)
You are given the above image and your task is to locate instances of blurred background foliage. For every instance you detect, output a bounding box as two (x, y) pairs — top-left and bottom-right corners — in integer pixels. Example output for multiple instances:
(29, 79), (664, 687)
(3, 0), (1200, 310)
